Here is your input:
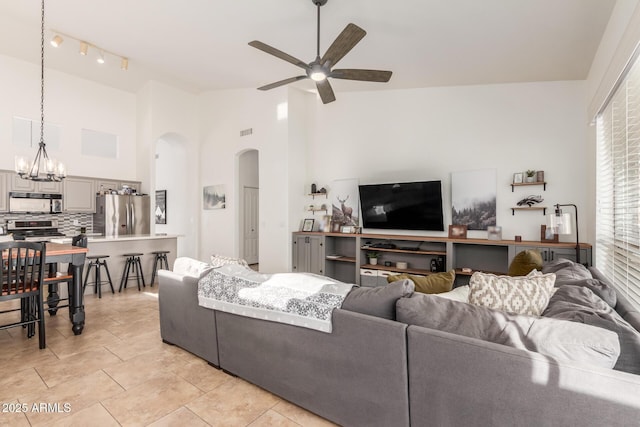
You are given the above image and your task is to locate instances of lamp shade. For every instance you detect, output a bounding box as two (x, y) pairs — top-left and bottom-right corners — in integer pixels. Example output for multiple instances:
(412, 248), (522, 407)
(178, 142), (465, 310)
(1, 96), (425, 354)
(547, 211), (572, 235)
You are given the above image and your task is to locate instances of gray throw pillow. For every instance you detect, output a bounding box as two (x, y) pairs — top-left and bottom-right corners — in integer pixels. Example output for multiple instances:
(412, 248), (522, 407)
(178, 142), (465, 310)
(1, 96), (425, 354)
(542, 258), (592, 282)
(341, 279), (414, 320)
(556, 278), (617, 308)
(397, 293), (621, 370)
(543, 285), (640, 375)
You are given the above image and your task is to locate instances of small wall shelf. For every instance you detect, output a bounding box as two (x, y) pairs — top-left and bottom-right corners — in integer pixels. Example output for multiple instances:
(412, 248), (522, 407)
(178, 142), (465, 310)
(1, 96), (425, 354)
(511, 182), (547, 192)
(511, 206), (547, 215)
(308, 192), (328, 199)
(307, 207), (328, 214)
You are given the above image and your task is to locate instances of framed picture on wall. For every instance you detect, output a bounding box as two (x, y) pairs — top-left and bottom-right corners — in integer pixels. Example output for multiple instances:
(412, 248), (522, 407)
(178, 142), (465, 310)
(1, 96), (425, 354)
(155, 190), (166, 224)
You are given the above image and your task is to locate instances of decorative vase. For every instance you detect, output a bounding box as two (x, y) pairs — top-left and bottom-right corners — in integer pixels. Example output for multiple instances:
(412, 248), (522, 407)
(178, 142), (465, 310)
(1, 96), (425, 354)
(526, 176), (535, 183)
(369, 258), (378, 265)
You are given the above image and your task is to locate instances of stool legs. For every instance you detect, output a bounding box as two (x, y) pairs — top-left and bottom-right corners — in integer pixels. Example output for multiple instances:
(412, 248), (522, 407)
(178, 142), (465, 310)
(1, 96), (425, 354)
(119, 255), (145, 292)
(83, 257), (115, 299)
(150, 252), (169, 287)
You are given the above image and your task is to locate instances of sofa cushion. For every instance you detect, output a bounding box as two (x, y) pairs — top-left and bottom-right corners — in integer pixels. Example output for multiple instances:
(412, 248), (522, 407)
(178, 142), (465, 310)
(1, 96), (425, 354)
(342, 279), (414, 320)
(543, 285), (640, 375)
(173, 257), (213, 279)
(508, 249), (543, 276)
(397, 293), (620, 369)
(433, 285), (470, 302)
(387, 270), (455, 294)
(542, 258), (592, 282)
(468, 271), (556, 316)
(555, 278), (617, 308)
(210, 254), (249, 268)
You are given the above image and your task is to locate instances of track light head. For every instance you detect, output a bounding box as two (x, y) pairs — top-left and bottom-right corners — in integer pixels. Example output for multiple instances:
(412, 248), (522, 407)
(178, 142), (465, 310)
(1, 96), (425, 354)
(97, 51), (105, 64)
(120, 57), (128, 71)
(50, 35), (63, 47)
(79, 41), (88, 55)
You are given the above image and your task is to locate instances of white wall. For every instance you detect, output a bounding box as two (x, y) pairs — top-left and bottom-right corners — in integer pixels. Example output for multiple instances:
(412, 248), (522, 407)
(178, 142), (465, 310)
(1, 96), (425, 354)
(304, 81), (588, 243)
(199, 88), (304, 272)
(0, 54), (137, 179)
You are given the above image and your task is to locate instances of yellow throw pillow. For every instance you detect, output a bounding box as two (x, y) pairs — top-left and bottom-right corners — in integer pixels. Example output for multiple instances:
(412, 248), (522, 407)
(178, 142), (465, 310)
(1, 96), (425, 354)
(388, 270), (455, 294)
(508, 249), (543, 276)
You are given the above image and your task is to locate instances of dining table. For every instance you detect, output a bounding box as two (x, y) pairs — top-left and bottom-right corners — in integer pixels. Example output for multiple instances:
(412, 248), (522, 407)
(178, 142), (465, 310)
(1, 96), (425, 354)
(44, 242), (88, 335)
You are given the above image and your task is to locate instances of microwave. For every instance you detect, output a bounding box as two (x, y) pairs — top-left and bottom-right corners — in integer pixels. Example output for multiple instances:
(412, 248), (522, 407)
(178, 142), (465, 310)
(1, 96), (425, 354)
(9, 192), (63, 214)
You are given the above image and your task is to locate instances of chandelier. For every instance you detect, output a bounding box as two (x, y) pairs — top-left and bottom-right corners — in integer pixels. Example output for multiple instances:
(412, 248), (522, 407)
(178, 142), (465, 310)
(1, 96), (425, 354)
(15, 0), (66, 182)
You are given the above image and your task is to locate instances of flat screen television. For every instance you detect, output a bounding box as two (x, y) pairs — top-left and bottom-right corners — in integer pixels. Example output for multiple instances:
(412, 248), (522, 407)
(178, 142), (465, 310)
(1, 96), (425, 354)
(359, 181), (444, 231)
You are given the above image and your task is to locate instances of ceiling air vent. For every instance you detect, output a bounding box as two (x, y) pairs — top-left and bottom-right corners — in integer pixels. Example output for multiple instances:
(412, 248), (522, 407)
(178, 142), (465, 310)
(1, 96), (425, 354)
(240, 128), (253, 137)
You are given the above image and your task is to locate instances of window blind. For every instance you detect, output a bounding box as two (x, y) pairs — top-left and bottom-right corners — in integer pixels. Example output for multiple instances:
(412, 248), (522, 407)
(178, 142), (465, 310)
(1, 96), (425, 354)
(597, 51), (640, 309)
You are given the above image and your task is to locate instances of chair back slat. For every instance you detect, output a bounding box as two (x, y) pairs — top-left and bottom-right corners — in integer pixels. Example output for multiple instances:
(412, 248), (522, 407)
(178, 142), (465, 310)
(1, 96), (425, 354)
(1, 242), (46, 297)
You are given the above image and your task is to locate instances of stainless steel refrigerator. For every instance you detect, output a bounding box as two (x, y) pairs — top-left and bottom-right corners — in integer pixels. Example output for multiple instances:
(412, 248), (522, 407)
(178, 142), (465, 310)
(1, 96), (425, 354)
(94, 194), (150, 236)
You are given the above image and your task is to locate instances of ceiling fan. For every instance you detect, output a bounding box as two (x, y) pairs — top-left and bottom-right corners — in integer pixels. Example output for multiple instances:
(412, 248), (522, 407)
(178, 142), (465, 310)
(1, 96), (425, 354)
(249, 0), (392, 104)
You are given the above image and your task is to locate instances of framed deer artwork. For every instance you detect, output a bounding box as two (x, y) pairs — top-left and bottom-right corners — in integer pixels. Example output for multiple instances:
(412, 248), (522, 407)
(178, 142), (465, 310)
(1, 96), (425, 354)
(331, 178), (360, 228)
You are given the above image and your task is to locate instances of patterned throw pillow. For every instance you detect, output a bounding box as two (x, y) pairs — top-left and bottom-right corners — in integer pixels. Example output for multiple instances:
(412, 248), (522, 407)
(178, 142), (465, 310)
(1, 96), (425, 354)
(210, 254), (249, 268)
(468, 271), (556, 316)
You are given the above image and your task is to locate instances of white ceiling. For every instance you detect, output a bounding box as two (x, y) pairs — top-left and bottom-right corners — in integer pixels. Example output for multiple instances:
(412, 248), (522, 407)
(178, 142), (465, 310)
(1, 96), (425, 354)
(0, 0), (617, 95)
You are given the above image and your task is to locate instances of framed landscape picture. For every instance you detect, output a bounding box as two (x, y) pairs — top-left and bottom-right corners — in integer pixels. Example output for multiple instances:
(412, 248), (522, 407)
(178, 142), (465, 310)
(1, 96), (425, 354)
(155, 190), (166, 224)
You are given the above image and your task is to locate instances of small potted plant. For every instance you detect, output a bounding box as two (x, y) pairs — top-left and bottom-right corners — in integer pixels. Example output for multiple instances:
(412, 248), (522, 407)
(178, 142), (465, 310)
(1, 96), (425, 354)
(366, 251), (380, 265)
(525, 170), (536, 183)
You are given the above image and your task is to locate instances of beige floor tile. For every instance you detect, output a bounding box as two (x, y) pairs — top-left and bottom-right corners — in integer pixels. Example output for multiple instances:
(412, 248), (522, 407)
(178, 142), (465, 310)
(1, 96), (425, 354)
(272, 400), (338, 427)
(0, 368), (48, 402)
(0, 400), (31, 427)
(21, 370), (124, 426)
(0, 347), (59, 379)
(168, 358), (233, 393)
(46, 328), (122, 359)
(47, 402), (120, 427)
(102, 372), (204, 426)
(104, 350), (184, 390)
(249, 409), (302, 427)
(36, 347), (122, 387)
(146, 406), (210, 427)
(186, 378), (280, 427)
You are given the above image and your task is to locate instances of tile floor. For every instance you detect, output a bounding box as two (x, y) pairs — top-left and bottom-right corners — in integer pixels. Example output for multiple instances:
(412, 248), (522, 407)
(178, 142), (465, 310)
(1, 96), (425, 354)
(0, 286), (336, 426)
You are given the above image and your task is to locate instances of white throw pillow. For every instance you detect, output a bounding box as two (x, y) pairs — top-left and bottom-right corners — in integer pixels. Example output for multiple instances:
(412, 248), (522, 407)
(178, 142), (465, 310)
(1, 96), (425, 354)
(173, 257), (212, 278)
(433, 285), (470, 302)
(210, 254), (249, 268)
(468, 271), (556, 316)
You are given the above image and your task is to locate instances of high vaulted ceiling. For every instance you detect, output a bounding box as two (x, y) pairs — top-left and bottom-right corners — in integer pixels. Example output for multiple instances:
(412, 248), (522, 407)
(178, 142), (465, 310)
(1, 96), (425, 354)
(0, 0), (616, 95)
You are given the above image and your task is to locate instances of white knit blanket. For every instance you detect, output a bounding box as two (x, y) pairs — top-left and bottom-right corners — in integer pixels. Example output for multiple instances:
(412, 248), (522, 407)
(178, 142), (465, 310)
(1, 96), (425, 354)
(197, 264), (353, 333)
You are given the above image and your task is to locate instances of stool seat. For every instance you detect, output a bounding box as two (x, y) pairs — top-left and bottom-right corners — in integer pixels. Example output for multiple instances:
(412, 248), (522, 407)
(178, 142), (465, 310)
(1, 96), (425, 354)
(150, 251), (170, 286)
(83, 255), (115, 298)
(119, 253), (145, 292)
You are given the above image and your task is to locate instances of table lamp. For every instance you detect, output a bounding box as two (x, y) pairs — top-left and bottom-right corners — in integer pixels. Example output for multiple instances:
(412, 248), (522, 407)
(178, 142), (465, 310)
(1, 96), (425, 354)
(547, 203), (580, 264)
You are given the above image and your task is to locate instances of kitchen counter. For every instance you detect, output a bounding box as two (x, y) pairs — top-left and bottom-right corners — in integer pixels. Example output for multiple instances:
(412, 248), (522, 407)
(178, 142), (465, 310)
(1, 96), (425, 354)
(51, 234), (178, 293)
(50, 234), (180, 244)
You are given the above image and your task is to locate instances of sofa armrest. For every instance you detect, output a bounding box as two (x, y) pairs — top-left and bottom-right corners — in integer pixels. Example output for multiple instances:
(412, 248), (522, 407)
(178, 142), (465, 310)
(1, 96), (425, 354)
(158, 270), (219, 366)
(407, 325), (640, 427)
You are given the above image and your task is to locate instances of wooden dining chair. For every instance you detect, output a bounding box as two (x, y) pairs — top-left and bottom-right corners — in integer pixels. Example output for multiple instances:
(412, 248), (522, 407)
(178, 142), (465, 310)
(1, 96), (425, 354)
(0, 241), (47, 349)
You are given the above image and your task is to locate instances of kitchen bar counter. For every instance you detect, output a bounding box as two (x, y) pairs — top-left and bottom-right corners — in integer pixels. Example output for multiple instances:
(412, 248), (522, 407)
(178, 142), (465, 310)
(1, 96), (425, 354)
(51, 234), (178, 294)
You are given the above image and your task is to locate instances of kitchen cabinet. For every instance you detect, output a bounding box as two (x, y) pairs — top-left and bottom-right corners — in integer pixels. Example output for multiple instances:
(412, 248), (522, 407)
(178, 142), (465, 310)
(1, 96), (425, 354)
(0, 173), (7, 212)
(9, 174), (62, 193)
(63, 177), (96, 212)
(292, 234), (324, 275)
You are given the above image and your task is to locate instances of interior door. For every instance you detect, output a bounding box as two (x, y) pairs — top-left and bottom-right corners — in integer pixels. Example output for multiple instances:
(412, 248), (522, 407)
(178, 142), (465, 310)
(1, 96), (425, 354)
(243, 187), (259, 264)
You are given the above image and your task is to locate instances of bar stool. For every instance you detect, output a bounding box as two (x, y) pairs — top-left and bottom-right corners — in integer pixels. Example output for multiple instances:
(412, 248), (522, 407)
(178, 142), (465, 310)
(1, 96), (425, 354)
(119, 253), (146, 292)
(150, 250), (170, 286)
(83, 255), (115, 298)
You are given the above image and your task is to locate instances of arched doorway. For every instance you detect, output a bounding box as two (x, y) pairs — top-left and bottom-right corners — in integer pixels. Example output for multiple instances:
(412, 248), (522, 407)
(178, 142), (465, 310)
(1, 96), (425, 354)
(238, 149), (259, 266)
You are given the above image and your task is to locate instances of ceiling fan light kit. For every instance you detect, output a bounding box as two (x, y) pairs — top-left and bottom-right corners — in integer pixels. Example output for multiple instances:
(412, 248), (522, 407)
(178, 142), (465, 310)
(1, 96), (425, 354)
(249, 0), (392, 104)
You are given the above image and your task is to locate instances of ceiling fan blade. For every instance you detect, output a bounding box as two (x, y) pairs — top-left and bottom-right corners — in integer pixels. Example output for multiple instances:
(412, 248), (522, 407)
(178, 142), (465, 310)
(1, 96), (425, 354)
(257, 75), (308, 91)
(331, 69), (392, 82)
(316, 79), (336, 104)
(249, 41), (310, 70)
(320, 23), (366, 68)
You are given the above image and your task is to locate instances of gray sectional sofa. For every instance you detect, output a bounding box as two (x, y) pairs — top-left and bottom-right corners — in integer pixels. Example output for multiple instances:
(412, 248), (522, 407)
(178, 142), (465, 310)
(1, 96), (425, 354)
(158, 259), (640, 427)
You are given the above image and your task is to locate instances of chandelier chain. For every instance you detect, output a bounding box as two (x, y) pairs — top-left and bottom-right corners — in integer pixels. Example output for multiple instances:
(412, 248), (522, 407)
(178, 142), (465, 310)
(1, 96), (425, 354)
(40, 0), (45, 145)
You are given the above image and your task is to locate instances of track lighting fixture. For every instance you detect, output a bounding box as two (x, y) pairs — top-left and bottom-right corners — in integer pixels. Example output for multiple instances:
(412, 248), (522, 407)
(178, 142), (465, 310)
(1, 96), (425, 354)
(49, 29), (129, 71)
(50, 34), (63, 47)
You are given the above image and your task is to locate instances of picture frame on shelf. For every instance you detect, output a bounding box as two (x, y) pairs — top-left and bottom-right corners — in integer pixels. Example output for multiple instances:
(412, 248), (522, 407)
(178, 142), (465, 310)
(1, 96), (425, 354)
(332, 222), (341, 233)
(302, 218), (314, 232)
(487, 225), (502, 240)
(540, 224), (559, 243)
(341, 225), (354, 234)
(513, 173), (524, 184)
(448, 224), (468, 239)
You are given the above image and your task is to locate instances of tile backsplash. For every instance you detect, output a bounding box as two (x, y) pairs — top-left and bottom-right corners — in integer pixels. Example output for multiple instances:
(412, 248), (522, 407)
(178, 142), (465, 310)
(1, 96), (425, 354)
(0, 212), (93, 236)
